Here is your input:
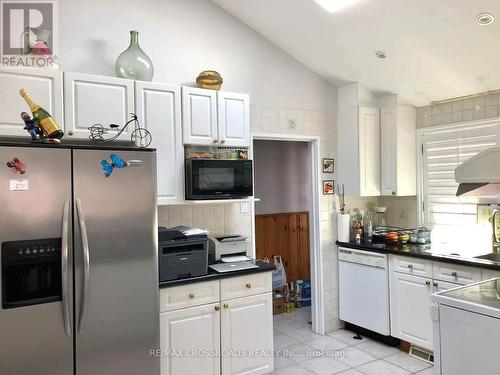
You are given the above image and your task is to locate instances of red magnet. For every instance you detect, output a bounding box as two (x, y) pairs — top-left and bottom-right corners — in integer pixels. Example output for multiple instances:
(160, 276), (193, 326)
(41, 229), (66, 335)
(6, 157), (26, 174)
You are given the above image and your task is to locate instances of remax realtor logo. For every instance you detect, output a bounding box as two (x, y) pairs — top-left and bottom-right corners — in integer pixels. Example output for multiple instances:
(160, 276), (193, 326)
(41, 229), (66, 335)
(1, 0), (58, 67)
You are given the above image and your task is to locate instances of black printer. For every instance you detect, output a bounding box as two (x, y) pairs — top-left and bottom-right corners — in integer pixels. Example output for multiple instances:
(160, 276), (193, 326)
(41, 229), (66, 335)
(158, 226), (209, 282)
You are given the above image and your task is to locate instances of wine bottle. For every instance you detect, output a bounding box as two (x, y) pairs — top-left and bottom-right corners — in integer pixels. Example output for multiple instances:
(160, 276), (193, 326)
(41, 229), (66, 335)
(19, 89), (64, 139)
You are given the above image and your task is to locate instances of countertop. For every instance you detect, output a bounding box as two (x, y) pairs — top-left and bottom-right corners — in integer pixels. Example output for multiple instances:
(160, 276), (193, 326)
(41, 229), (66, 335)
(336, 240), (500, 271)
(159, 260), (275, 288)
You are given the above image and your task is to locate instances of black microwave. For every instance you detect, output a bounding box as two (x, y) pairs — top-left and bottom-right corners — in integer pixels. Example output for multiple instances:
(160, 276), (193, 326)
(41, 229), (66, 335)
(185, 159), (253, 200)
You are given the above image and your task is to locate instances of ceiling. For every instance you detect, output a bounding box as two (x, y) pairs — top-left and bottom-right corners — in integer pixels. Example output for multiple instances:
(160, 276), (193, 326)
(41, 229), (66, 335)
(213, 0), (500, 106)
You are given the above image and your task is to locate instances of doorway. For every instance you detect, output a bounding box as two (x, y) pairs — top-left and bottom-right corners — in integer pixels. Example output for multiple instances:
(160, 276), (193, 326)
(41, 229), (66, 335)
(251, 134), (323, 336)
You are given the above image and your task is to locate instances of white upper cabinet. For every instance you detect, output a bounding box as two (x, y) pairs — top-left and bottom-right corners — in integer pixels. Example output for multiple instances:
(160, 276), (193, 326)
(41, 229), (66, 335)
(337, 106), (381, 197)
(182, 86), (218, 146)
(380, 105), (416, 196)
(182, 87), (250, 147)
(64, 72), (134, 140)
(135, 82), (183, 205)
(218, 91), (250, 147)
(0, 68), (63, 137)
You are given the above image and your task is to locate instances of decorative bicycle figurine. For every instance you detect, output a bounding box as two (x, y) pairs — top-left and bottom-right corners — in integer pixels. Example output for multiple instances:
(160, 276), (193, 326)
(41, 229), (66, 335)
(88, 113), (152, 148)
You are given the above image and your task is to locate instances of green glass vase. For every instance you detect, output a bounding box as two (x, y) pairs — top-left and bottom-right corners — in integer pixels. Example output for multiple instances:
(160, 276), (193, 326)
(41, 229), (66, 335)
(116, 30), (153, 81)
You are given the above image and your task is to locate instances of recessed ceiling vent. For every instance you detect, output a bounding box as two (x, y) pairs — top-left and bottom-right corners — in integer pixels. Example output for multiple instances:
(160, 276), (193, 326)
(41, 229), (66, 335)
(374, 50), (387, 59)
(477, 13), (495, 25)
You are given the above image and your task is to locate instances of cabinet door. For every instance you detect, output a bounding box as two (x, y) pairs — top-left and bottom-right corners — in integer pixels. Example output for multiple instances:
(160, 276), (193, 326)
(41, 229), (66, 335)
(390, 272), (433, 350)
(380, 107), (397, 196)
(135, 82), (183, 205)
(64, 72), (134, 140)
(0, 68), (63, 137)
(221, 293), (273, 375)
(217, 91), (250, 147)
(358, 107), (380, 196)
(182, 87), (218, 145)
(160, 303), (221, 375)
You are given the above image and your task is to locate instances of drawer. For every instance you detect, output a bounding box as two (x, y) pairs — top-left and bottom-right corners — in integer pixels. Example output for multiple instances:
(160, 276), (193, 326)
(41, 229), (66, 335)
(391, 255), (433, 277)
(432, 262), (482, 285)
(220, 272), (272, 301)
(160, 280), (219, 313)
(482, 269), (500, 280)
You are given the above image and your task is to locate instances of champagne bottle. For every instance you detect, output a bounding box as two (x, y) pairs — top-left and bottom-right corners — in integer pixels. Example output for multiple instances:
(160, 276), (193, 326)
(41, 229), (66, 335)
(19, 89), (64, 139)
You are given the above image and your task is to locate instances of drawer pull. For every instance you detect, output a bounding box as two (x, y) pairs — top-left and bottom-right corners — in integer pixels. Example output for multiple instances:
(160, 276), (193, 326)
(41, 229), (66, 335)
(189, 293), (195, 299)
(214, 305), (220, 311)
(433, 282), (438, 287)
(407, 264), (414, 269)
(246, 283), (252, 289)
(425, 280), (431, 286)
(451, 271), (458, 277)
(213, 139), (218, 144)
(223, 303), (229, 309)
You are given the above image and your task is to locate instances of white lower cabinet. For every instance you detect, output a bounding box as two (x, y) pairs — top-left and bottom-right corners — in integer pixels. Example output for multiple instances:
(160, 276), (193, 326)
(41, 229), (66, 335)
(160, 275), (273, 375)
(390, 272), (434, 350)
(160, 303), (221, 375)
(221, 293), (273, 375)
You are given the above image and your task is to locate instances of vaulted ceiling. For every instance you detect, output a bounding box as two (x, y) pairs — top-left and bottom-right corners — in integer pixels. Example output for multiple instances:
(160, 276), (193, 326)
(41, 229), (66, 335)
(213, 0), (500, 106)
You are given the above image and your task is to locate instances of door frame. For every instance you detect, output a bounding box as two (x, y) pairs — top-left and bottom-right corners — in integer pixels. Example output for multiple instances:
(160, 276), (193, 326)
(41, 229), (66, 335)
(250, 133), (324, 334)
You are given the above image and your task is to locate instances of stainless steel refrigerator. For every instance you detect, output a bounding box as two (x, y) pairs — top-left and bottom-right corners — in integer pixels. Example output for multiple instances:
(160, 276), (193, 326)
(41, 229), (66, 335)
(0, 143), (159, 375)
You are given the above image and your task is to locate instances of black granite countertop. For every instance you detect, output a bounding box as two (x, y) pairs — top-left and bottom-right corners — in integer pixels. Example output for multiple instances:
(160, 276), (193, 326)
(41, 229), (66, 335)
(159, 260), (275, 288)
(336, 241), (500, 271)
(0, 137), (155, 152)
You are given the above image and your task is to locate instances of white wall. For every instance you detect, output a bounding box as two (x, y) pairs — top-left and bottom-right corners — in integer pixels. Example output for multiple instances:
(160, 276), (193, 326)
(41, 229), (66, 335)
(254, 140), (311, 215)
(59, 0), (337, 111)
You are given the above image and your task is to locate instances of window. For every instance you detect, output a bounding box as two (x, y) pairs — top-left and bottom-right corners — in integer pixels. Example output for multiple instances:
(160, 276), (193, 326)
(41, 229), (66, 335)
(418, 120), (500, 254)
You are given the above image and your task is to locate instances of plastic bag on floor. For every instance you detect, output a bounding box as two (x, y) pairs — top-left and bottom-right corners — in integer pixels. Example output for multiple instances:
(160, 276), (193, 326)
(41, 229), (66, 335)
(272, 255), (287, 289)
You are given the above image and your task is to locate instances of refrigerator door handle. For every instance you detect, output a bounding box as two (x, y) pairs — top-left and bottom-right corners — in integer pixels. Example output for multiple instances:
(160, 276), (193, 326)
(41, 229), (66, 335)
(61, 200), (71, 337)
(76, 198), (90, 335)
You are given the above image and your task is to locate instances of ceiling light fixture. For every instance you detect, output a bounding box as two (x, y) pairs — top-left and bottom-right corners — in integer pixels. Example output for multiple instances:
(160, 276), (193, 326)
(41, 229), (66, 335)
(476, 12), (495, 25)
(375, 50), (387, 59)
(314, 0), (354, 13)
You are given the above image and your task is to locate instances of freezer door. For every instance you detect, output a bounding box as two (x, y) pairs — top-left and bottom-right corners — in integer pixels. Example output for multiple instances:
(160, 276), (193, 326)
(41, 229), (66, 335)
(0, 146), (73, 375)
(72, 149), (159, 375)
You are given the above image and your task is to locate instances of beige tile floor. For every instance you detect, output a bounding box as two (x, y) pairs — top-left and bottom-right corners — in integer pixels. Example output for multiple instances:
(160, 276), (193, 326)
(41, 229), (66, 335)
(272, 307), (433, 375)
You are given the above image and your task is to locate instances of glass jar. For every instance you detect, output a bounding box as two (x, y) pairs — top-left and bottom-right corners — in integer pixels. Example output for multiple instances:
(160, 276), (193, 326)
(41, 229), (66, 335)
(116, 31), (154, 81)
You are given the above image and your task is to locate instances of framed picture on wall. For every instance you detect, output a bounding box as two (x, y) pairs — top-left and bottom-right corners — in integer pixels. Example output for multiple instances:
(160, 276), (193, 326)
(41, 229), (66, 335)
(323, 180), (334, 195)
(323, 158), (334, 173)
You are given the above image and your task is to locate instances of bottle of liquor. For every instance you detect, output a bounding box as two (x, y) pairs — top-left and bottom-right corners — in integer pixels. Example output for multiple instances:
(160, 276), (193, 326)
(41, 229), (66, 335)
(19, 89), (64, 139)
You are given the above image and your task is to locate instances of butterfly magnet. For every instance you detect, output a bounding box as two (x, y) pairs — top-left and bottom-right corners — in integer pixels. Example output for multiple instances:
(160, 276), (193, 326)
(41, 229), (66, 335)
(100, 154), (127, 177)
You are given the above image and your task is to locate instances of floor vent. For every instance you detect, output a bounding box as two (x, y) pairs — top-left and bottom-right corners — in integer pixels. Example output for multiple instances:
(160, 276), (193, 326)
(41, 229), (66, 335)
(409, 345), (434, 364)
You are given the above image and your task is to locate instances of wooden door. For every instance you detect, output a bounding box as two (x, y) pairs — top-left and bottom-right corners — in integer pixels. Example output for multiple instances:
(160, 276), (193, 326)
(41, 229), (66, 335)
(255, 212), (310, 281)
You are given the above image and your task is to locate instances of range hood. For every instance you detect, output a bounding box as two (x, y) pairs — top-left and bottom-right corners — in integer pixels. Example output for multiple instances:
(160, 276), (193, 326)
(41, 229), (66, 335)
(455, 147), (500, 196)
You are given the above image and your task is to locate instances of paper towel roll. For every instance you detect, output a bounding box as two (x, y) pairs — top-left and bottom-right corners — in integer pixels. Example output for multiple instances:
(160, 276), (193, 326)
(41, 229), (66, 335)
(337, 214), (350, 242)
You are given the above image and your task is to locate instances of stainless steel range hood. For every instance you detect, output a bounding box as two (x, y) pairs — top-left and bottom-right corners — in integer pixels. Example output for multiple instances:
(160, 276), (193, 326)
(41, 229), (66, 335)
(455, 147), (500, 196)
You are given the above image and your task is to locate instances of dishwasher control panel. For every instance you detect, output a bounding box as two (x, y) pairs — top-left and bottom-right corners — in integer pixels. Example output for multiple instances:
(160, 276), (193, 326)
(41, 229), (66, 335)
(338, 247), (388, 269)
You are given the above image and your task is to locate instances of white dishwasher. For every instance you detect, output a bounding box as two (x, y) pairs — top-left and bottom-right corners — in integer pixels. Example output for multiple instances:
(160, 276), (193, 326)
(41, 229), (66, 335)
(338, 247), (390, 335)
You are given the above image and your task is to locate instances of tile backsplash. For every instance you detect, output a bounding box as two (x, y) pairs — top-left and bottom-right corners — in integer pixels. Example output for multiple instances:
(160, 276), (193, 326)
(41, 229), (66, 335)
(158, 202), (253, 237)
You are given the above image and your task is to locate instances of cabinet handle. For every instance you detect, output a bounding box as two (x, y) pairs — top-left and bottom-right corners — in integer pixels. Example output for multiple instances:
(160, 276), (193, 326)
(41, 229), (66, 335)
(220, 139), (226, 144)
(433, 282), (438, 287)
(213, 139), (218, 144)
(68, 130), (74, 136)
(407, 264), (413, 269)
(223, 303), (229, 309)
(451, 272), (458, 277)
(189, 293), (195, 299)
(425, 280), (431, 286)
(214, 305), (220, 311)
(246, 283), (251, 289)
(392, 191), (396, 196)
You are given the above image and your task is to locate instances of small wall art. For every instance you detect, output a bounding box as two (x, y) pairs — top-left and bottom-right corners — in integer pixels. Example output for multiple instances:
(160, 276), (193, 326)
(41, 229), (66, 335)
(323, 158), (334, 173)
(323, 180), (334, 195)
